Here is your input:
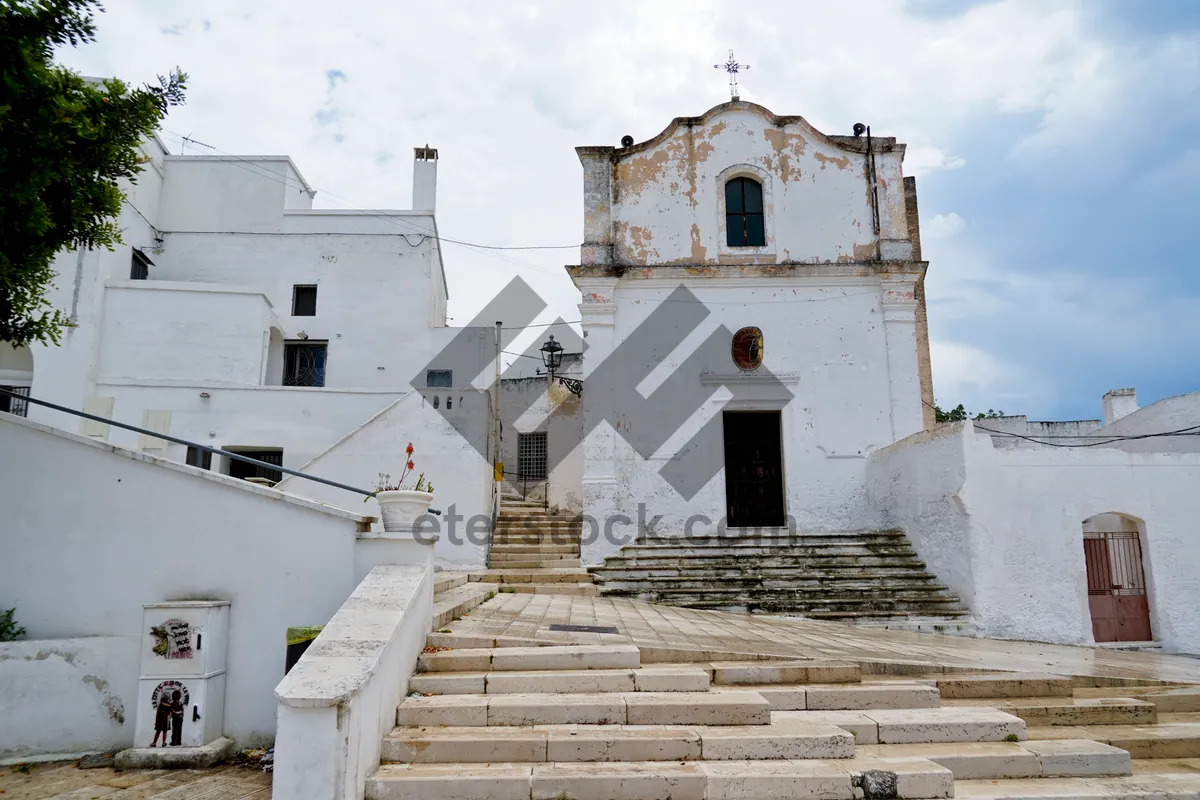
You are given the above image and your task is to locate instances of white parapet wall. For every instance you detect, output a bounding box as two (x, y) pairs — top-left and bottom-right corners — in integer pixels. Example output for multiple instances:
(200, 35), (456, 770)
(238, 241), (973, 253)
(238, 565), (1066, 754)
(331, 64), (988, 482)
(867, 421), (1200, 653)
(0, 413), (377, 751)
(0, 636), (139, 764)
(273, 564), (433, 800)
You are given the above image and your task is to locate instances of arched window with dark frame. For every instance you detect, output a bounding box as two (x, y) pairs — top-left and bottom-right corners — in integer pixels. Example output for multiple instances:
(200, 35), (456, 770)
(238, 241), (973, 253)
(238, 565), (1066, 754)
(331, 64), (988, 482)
(725, 177), (765, 247)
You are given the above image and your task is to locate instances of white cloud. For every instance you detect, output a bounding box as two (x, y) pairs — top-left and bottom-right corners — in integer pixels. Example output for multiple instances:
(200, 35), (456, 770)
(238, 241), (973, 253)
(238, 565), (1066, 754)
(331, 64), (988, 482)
(925, 212), (966, 239)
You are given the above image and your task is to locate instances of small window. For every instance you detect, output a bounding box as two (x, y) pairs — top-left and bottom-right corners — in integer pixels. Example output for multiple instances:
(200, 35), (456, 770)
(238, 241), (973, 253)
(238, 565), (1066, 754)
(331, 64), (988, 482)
(292, 285), (318, 316)
(0, 386), (29, 417)
(725, 177), (765, 247)
(227, 449), (283, 484)
(426, 369), (453, 388)
(732, 327), (763, 370)
(518, 431), (548, 481)
(283, 342), (327, 387)
(131, 249), (152, 280)
(186, 446), (212, 470)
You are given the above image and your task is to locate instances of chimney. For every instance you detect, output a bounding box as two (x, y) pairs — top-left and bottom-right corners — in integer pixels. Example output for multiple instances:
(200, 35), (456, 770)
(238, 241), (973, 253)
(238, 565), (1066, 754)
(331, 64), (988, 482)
(412, 145), (438, 211)
(1102, 388), (1138, 426)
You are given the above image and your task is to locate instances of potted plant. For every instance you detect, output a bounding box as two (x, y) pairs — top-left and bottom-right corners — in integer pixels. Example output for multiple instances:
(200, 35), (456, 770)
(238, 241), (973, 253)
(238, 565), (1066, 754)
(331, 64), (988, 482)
(368, 443), (435, 533)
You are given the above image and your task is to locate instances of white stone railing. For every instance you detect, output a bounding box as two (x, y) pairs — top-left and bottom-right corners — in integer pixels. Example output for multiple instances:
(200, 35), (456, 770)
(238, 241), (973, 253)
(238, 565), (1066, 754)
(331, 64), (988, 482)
(273, 564), (433, 800)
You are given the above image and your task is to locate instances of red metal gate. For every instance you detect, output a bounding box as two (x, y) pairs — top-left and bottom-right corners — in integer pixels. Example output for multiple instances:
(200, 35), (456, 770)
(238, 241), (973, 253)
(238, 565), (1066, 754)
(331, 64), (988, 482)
(1083, 531), (1152, 643)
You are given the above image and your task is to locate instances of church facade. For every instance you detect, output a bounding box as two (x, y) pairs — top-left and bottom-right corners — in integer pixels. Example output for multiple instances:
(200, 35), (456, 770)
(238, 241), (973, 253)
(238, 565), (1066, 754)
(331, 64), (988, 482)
(569, 101), (934, 564)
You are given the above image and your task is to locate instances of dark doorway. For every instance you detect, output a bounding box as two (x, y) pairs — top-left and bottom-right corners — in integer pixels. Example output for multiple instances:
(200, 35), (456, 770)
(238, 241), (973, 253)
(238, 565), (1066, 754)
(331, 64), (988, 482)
(722, 411), (785, 528)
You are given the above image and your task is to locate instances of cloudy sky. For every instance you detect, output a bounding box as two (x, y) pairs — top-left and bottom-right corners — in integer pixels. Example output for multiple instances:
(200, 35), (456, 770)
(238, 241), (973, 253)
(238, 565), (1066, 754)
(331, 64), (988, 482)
(58, 0), (1200, 421)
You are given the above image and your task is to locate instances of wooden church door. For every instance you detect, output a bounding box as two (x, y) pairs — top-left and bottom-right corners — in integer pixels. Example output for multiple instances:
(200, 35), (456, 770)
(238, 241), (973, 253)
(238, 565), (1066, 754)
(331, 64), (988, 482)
(1083, 529), (1152, 643)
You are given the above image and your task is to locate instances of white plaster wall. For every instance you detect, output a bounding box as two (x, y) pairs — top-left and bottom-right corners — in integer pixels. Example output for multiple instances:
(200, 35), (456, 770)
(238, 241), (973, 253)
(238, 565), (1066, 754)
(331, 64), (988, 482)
(276, 391), (494, 569)
(0, 415), (373, 748)
(1092, 391), (1200, 454)
(578, 274), (913, 558)
(274, 565), (432, 800)
(866, 423), (977, 607)
(158, 156), (313, 233)
(606, 104), (906, 266)
(148, 229), (446, 388)
(92, 383), (400, 471)
(98, 281), (277, 385)
(0, 637), (139, 763)
(500, 373), (584, 512)
(867, 422), (1200, 654)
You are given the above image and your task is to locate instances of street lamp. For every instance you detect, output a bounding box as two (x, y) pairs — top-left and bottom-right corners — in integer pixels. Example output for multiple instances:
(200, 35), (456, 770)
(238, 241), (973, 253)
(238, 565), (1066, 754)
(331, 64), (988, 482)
(539, 335), (583, 396)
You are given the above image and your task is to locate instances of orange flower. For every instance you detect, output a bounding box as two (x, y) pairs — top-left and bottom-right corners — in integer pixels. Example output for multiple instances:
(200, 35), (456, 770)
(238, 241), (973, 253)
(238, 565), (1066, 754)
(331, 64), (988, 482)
(405, 443), (414, 455)
(407, 460), (415, 471)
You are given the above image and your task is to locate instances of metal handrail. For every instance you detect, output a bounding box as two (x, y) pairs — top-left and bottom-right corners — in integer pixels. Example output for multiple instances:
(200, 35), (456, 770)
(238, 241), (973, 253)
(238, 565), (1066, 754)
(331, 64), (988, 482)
(500, 468), (549, 510)
(0, 386), (374, 499)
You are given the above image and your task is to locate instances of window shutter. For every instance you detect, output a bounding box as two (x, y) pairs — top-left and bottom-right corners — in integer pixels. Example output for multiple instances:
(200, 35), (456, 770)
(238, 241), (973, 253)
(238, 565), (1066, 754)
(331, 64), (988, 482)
(140, 410), (172, 455)
(80, 397), (115, 439)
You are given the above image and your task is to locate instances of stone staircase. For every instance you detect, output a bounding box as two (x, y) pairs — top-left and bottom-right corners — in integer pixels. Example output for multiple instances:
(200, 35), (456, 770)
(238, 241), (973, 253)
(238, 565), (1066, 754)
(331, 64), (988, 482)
(591, 529), (969, 621)
(362, 636), (1179, 799)
(478, 496), (597, 597)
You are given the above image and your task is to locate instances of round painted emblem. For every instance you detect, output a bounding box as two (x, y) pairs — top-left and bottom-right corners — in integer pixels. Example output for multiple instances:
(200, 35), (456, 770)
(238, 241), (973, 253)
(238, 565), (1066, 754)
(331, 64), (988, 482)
(731, 327), (763, 370)
(151, 680), (190, 708)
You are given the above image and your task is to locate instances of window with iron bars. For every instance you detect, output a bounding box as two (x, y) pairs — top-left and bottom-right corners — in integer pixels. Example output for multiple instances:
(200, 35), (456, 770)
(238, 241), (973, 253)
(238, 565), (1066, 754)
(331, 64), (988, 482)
(283, 342), (327, 387)
(292, 284), (318, 316)
(426, 369), (452, 388)
(518, 431), (548, 481)
(130, 248), (152, 280)
(227, 449), (283, 484)
(0, 386), (29, 417)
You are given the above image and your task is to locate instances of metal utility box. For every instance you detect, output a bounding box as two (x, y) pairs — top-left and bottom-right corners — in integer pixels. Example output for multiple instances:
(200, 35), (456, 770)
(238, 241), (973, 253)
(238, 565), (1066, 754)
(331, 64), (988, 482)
(133, 601), (229, 748)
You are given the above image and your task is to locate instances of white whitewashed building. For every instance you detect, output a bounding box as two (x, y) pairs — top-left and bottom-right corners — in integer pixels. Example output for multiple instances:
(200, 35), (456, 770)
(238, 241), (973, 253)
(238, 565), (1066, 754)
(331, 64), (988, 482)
(4, 138), (496, 567)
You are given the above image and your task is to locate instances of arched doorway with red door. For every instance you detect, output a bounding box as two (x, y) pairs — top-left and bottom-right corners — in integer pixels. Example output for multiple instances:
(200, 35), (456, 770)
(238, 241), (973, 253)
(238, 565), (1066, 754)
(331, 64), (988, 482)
(1082, 513), (1154, 644)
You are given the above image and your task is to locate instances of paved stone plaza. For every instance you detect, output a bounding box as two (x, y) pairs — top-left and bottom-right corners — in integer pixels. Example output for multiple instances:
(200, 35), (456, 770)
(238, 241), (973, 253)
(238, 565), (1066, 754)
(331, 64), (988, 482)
(0, 763), (270, 799)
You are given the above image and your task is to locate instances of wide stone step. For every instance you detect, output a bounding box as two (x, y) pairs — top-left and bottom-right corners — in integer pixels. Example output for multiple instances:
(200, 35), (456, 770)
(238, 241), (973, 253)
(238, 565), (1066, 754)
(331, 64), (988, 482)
(487, 558), (583, 570)
(366, 757), (953, 800)
(633, 596), (964, 614)
(595, 577), (948, 592)
(613, 543), (921, 559)
(418, 645), (640, 673)
(808, 609), (973, 619)
(953, 773), (1200, 800)
(943, 697), (1157, 727)
(778, 706), (1026, 744)
(934, 673), (1076, 699)
(433, 572), (469, 593)
(593, 564), (936, 579)
(490, 543), (578, 555)
(410, 666), (711, 695)
(734, 681), (941, 710)
(1026, 721), (1200, 758)
(381, 718), (853, 763)
(431, 584), (496, 629)
(495, 583), (600, 596)
(473, 568), (594, 584)
(710, 660), (862, 685)
(857, 739), (1133, 779)
(396, 690), (772, 727)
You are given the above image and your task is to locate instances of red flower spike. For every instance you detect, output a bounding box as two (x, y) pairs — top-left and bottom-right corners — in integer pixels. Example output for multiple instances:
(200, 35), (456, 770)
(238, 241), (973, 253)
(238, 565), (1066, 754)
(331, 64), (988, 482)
(406, 443), (414, 455)
(407, 460), (415, 471)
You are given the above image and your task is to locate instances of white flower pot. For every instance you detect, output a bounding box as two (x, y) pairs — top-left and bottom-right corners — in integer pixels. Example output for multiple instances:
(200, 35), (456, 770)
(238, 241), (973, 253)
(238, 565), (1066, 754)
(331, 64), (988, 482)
(376, 489), (435, 533)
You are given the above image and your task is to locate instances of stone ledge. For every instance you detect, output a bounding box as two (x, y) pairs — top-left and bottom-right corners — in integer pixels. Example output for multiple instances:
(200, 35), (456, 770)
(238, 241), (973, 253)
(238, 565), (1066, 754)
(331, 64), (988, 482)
(114, 736), (236, 770)
(275, 565), (428, 707)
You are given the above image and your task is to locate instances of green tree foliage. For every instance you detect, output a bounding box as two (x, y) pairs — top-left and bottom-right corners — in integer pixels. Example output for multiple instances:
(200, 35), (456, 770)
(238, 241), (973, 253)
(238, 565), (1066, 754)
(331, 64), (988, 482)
(0, 0), (186, 345)
(934, 403), (1005, 423)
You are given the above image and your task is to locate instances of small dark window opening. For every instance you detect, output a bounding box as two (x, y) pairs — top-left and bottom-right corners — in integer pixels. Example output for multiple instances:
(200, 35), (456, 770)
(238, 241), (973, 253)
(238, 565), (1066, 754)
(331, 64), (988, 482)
(426, 369), (453, 388)
(725, 177), (765, 247)
(518, 431), (548, 481)
(186, 446), (213, 470)
(432, 395), (440, 409)
(283, 342), (327, 387)
(292, 285), (318, 316)
(0, 386), (30, 417)
(228, 449), (283, 484)
(131, 249), (153, 280)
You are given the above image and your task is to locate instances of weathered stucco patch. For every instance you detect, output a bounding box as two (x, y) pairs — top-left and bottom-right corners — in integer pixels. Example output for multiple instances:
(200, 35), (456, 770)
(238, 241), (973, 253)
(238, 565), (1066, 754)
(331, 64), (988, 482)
(814, 151), (852, 171)
(763, 128), (808, 183)
(617, 148), (671, 193)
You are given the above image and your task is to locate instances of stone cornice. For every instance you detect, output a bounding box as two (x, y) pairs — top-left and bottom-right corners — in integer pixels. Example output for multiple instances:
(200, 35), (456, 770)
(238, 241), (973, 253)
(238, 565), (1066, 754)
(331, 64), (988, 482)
(567, 262), (927, 283)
